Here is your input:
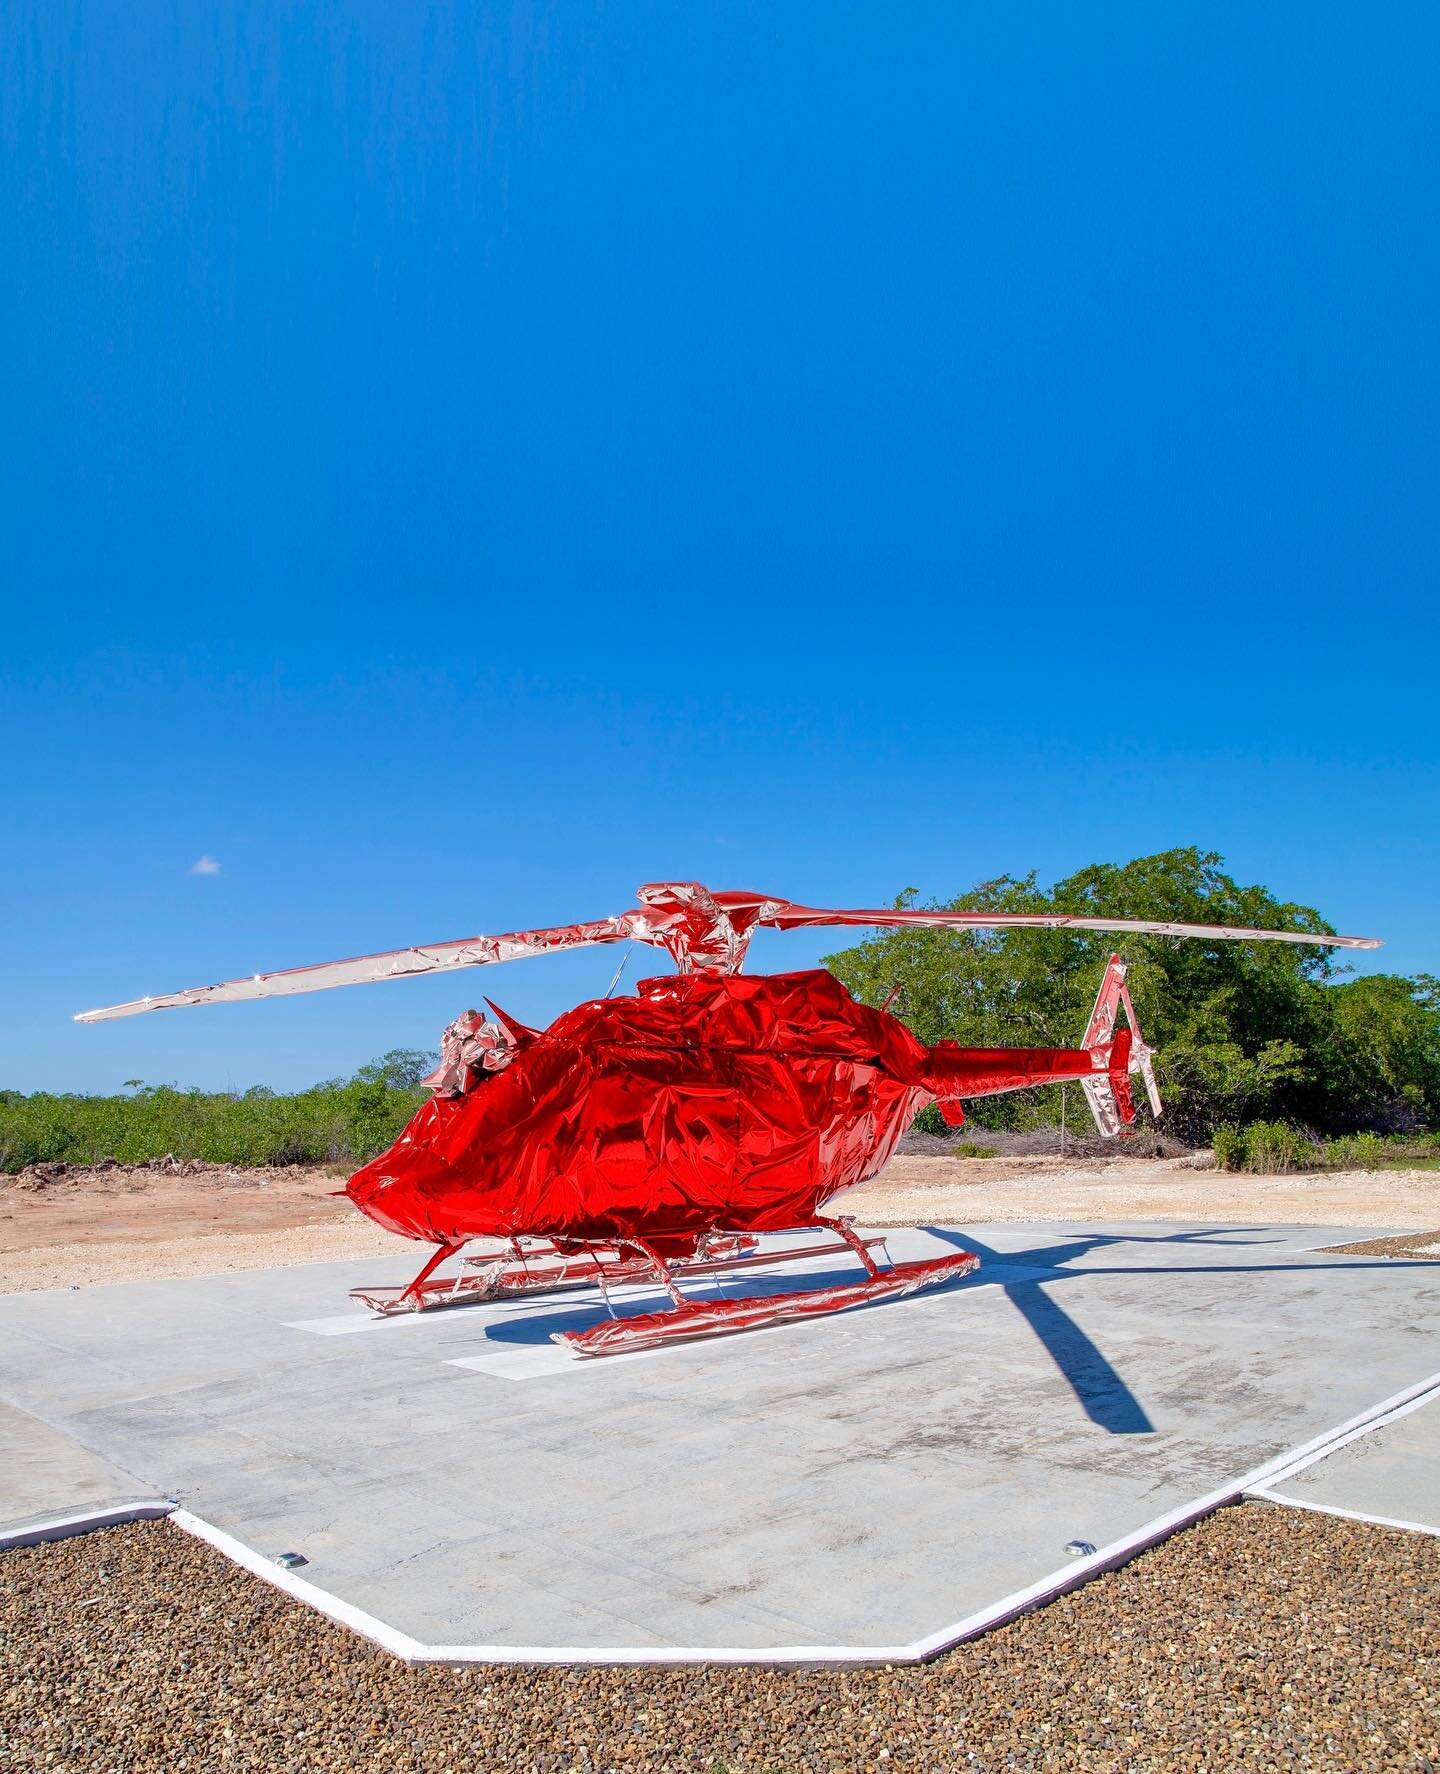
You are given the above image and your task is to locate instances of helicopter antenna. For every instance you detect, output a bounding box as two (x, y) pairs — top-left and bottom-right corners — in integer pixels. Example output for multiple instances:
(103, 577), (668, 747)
(604, 948), (633, 999)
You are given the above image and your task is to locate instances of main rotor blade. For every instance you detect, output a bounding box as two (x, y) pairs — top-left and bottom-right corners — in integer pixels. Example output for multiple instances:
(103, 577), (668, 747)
(73, 913), (651, 1022)
(75, 882), (1382, 1024)
(757, 903), (1382, 950)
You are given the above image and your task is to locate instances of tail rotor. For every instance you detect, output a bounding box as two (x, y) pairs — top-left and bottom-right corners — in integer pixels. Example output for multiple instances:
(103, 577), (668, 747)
(1078, 955), (1162, 1137)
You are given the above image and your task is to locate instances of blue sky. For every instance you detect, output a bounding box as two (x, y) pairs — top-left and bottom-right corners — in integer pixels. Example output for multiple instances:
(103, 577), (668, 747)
(2, 2), (1436, 1094)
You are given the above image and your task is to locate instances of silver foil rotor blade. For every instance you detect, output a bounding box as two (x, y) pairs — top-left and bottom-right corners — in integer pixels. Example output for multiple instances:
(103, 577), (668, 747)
(74, 912), (651, 1022)
(759, 904), (1382, 951)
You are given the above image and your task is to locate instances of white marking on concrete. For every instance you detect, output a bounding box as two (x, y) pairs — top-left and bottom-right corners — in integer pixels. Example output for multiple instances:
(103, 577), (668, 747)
(1244, 1486), (1440, 1537)
(0, 1500), (176, 1551)
(442, 1265), (1044, 1381)
(446, 1320), (796, 1379)
(168, 1508), (426, 1661)
(287, 1276), (733, 1338)
(284, 1231), (970, 1341)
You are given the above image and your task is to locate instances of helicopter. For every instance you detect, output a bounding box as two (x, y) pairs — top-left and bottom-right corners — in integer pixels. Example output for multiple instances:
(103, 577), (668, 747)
(77, 881), (1380, 1357)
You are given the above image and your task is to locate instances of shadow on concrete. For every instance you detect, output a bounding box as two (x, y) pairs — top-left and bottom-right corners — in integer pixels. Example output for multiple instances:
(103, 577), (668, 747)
(477, 1225), (1435, 1430)
(478, 1258), (944, 1347)
(925, 1226), (1155, 1434)
(922, 1225), (1437, 1438)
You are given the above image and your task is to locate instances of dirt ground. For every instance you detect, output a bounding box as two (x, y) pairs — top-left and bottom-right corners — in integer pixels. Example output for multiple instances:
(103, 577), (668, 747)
(836, 1152), (1440, 1233)
(0, 1162), (393, 1292)
(1, 1153), (1435, 1293)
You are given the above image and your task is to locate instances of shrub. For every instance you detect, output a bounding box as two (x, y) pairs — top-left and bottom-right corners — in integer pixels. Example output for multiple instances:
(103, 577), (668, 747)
(1243, 1119), (1317, 1173)
(1210, 1125), (1246, 1171)
(1322, 1130), (1389, 1169)
(910, 1104), (952, 1137)
(1209, 1120), (1319, 1173)
(0, 1060), (432, 1174)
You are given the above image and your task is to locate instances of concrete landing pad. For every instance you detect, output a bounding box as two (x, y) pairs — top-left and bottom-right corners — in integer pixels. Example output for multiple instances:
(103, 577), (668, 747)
(2, 1222), (1438, 1653)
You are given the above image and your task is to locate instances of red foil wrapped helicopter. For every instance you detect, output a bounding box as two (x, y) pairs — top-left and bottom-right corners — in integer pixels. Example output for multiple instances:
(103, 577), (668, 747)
(78, 882), (1379, 1356)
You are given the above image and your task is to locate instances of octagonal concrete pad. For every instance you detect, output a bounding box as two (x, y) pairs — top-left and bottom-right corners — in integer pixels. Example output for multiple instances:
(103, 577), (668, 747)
(1, 1222), (1437, 1654)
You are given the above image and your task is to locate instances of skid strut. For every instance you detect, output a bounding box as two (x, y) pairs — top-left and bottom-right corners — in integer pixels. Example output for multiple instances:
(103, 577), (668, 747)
(551, 1221), (979, 1359)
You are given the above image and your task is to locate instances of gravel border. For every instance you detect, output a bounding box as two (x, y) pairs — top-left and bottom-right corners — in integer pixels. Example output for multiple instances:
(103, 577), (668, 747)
(3, 1503), (1436, 1772)
(1317, 1229), (1440, 1261)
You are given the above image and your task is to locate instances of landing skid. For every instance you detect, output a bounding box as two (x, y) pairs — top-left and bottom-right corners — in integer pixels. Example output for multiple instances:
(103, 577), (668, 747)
(349, 1228), (889, 1319)
(554, 1219), (979, 1359)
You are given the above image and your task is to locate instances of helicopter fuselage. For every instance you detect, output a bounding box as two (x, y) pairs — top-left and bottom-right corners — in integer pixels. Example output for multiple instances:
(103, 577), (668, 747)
(345, 967), (1115, 1252)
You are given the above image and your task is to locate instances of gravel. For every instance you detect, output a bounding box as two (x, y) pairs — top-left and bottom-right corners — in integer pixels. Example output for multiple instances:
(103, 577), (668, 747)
(1318, 1229), (1440, 1261)
(3, 1504), (1436, 1772)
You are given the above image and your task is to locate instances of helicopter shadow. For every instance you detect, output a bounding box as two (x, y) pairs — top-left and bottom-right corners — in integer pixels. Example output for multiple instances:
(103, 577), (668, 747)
(472, 1228), (1267, 1383)
(923, 1227), (1156, 1435)
(475, 1227), (1432, 1432)
(922, 1225), (1438, 1439)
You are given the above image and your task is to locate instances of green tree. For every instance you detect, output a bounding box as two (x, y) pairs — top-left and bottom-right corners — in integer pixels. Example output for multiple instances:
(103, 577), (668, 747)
(353, 1048), (437, 1090)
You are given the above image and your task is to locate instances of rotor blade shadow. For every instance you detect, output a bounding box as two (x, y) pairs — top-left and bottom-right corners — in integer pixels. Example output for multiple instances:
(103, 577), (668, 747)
(925, 1227), (1154, 1435)
(942, 1226), (1289, 1273)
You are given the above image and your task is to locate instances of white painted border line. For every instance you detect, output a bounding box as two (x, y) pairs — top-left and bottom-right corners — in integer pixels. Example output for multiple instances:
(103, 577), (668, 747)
(154, 1367), (1440, 1667)
(1245, 1487), (1440, 1539)
(0, 1499), (176, 1552)
(168, 1508), (425, 1662)
(886, 1366), (1440, 1670)
(1244, 1375), (1440, 1490)
(11, 1370), (1440, 1668)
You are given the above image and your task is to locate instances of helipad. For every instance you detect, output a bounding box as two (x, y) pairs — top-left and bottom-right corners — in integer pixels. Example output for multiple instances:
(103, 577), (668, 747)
(2, 1222), (1437, 1659)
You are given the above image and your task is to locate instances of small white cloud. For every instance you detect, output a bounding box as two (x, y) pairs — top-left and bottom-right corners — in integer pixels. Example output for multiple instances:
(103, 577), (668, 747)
(188, 855), (222, 877)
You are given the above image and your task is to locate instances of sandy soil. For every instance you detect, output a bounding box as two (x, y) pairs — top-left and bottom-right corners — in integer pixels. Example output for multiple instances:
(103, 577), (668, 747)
(0, 1163), (392, 1293)
(1, 1153), (1434, 1293)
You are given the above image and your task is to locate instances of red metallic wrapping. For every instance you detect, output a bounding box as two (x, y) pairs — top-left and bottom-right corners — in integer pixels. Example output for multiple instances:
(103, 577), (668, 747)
(346, 966), (1132, 1252)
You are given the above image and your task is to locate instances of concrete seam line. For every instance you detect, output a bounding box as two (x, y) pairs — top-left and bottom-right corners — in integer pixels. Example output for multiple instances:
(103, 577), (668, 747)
(166, 1508), (427, 1663)
(0, 1500), (176, 1551)
(1244, 1486), (1440, 1539)
(1246, 1376), (1440, 1491)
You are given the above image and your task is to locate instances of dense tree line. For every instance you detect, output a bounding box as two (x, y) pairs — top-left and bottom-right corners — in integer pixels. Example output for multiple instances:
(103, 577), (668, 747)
(823, 848), (1439, 1141)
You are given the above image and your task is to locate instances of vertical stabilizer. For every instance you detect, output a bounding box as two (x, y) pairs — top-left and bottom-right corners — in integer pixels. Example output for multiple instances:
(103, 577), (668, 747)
(1078, 954), (1162, 1137)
